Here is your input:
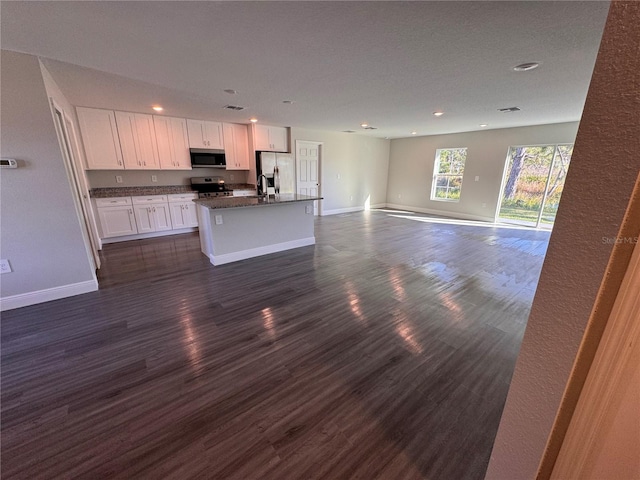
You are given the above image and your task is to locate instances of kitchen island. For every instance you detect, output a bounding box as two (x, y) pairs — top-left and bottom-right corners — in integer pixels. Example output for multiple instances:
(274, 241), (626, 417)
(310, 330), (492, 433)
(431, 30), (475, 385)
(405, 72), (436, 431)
(195, 194), (322, 266)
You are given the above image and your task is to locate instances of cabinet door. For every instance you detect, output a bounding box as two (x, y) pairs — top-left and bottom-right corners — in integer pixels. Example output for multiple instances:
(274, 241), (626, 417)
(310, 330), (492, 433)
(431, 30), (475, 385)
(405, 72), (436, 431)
(222, 123), (237, 168)
(253, 124), (271, 150)
(171, 118), (191, 169)
(269, 126), (289, 152)
(154, 116), (174, 168)
(152, 203), (172, 231)
(205, 121), (224, 149)
(182, 203), (199, 227)
(234, 124), (250, 169)
(169, 202), (187, 229)
(187, 119), (207, 148)
(134, 114), (160, 169)
(155, 117), (191, 170)
(115, 111), (142, 169)
(77, 107), (124, 170)
(133, 205), (155, 233)
(98, 206), (137, 237)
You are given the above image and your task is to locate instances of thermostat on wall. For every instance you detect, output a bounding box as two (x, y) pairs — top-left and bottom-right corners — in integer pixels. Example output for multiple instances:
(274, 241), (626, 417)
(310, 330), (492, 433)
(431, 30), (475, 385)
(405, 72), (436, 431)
(0, 158), (18, 168)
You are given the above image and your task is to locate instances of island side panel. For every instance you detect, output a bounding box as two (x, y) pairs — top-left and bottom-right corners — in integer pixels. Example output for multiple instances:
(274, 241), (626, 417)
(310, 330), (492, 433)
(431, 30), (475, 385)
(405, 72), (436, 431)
(207, 202), (315, 265)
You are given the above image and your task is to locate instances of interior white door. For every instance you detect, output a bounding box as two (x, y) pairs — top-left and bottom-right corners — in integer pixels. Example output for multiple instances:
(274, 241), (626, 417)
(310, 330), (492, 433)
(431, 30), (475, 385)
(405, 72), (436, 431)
(296, 141), (320, 215)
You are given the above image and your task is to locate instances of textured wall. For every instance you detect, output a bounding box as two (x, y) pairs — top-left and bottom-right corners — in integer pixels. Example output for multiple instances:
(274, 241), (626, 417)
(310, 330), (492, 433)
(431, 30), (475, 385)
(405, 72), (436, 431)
(290, 128), (390, 213)
(486, 2), (640, 478)
(0, 50), (95, 298)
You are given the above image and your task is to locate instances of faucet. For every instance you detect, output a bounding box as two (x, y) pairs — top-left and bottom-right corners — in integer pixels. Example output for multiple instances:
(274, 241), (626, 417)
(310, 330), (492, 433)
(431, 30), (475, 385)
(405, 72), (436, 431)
(257, 175), (269, 198)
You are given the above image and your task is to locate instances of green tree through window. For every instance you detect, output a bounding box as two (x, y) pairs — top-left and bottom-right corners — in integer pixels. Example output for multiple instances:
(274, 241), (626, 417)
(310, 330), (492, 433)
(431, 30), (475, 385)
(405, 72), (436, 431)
(431, 148), (467, 201)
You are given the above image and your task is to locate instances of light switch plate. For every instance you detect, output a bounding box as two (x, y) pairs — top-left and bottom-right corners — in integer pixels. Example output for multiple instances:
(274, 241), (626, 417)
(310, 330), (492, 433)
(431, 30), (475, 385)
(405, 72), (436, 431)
(0, 259), (12, 274)
(215, 215), (223, 225)
(151, 175), (158, 183)
(115, 175), (123, 184)
(475, 176), (480, 181)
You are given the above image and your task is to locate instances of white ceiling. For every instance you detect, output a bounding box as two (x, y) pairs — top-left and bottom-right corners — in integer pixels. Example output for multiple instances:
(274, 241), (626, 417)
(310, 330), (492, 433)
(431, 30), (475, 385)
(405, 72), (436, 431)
(1, 1), (610, 139)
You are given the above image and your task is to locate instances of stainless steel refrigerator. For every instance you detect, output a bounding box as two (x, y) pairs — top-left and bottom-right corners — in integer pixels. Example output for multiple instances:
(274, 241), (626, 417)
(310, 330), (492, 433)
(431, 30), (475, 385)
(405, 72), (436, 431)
(258, 152), (295, 195)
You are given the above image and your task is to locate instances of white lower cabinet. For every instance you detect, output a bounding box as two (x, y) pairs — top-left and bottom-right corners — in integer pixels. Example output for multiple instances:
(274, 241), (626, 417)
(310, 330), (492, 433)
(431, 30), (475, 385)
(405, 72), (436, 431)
(96, 193), (198, 241)
(96, 197), (137, 238)
(168, 193), (199, 229)
(132, 196), (172, 233)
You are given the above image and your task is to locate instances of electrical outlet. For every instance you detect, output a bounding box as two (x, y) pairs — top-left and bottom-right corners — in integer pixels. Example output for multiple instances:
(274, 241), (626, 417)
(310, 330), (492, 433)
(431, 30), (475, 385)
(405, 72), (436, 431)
(115, 175), (123, 184)
(215, 215), (223, 225)
(336, 173), (341, 180)
(398, 194), (402, 199)
(350, 195), (353, 201)
(475, 176), (480, 181)
(305, 205), (313, 214)
(151, 175), (158, 183)
(482, 202), (487, 208)
(229, 174), (234, 181)
(0, 259), (12, 274)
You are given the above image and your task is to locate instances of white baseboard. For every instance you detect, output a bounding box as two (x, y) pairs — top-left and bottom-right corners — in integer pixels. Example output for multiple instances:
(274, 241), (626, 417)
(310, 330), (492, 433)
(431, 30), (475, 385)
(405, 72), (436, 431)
(101, 227), (197, 245)
(322, 206), (365, 216)
(384, 203), (495, 223)
(210, 237), (315, 266)
(0, 279), (99, 312)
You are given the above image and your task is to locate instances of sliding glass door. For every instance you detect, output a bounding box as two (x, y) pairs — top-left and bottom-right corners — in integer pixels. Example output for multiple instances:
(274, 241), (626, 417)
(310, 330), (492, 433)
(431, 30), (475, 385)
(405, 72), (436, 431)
(497, 144), (573, 229)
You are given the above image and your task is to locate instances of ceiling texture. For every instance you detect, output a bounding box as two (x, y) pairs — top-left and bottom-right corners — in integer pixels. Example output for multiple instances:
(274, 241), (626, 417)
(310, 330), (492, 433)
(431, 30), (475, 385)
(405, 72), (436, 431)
(1, 1), (610, 139)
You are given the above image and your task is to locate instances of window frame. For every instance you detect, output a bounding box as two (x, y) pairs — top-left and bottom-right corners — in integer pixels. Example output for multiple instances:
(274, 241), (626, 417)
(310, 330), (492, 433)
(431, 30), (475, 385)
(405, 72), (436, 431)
(431, 147), (467, 202)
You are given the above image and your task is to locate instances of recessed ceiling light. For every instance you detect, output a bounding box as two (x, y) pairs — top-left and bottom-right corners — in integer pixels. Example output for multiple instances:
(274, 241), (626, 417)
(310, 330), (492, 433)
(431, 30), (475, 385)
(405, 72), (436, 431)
(152, 106), (163, 112)
(224, 89), (238, 94)
(433, 111), (444, 117)
(250, 118), (258, 123)
(282, 100), (294, 104)
(479, 124), (488, 127)
(360, 122), (369, 128)
(513, 62), (540, 72)
(411, 131), (417, 135)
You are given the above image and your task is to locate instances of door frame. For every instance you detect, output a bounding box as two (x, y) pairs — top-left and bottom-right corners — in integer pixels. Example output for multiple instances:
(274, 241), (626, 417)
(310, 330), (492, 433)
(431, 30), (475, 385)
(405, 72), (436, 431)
(495, 143), (573, 229)
(49, 98), (101, 271)
(295, 140), (323, 216)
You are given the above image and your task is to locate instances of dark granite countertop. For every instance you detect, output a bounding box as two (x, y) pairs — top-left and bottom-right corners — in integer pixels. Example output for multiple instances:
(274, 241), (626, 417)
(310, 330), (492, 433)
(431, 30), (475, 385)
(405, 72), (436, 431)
(90, 183), (258, 198)
(90, 185), (197, 198)
(194, 194), (322, 210)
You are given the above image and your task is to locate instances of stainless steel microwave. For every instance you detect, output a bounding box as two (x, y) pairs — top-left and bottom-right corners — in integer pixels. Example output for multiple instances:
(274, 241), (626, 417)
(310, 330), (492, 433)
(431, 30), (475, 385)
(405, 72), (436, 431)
(190, 148), (226, 168)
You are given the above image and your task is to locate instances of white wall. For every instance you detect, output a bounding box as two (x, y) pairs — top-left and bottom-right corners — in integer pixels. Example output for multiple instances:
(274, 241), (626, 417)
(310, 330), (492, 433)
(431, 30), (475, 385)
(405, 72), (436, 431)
(387, 122), (579, 221)
(290, 128), (390, 214)
(0, 50), (96, 307)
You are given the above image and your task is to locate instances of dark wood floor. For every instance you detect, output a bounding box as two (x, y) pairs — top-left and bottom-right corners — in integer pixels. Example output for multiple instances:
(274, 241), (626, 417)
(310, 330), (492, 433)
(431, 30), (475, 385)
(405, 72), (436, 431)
(1, 210), (551, 479)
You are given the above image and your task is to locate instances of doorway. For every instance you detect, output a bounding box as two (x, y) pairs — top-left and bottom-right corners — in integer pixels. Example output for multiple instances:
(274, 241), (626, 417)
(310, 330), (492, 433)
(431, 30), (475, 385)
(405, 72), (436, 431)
(296, 140), (322, 215)
(50, 100), (101, 270)
(497, 144), (573, 229)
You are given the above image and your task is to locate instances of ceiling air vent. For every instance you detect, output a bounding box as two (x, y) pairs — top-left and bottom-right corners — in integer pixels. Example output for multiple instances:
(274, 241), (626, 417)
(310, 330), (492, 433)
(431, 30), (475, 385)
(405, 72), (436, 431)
(343, 130), (356, 133)
(223, 105), (245, 111)
(363, 126), (378, 130)
(498, 106), (521, 113)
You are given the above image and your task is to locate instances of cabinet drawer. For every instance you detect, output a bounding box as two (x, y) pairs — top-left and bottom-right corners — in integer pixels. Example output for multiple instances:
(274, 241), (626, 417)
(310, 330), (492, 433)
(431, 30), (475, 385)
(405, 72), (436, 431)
(95, 197), (132, 207)
(168, 193), (198, 202)
(132, 195), (168, 204)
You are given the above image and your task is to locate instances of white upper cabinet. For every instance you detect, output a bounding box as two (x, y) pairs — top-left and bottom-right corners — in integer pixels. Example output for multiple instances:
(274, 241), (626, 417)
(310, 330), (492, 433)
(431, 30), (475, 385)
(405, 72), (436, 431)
(115, 111), (160, 170)
(223, 123), (250, 170)
(253, 124), (289, 152)
(154, 116), (191, 170)
(76, 107), (124, 170)
(186, 119), (224, 149)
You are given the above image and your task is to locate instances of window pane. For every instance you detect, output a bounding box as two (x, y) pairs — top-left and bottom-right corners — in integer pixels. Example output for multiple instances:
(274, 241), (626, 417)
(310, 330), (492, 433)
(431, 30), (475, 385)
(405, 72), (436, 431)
(432, 149), (466, 201)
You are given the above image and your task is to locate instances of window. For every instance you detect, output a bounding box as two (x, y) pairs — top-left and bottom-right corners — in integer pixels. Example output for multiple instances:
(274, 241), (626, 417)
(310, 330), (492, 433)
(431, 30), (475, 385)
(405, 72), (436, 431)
(431, 148), (467, 201)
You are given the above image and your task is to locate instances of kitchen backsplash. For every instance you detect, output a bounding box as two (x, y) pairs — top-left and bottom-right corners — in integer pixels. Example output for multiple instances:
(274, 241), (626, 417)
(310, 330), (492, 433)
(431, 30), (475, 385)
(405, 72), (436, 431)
(86, 169), (250, 188)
